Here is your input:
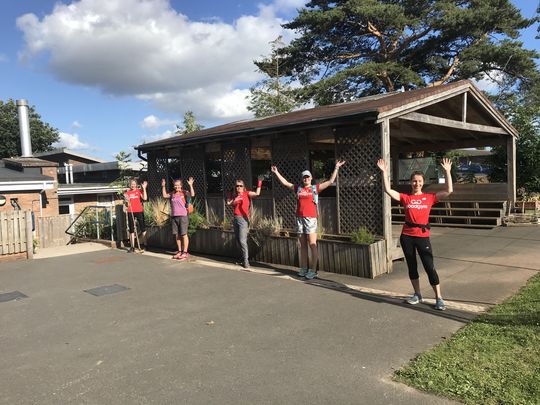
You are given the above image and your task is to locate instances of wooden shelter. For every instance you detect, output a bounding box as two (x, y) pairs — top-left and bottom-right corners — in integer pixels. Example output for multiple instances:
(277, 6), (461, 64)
(136, 80), (517, 273)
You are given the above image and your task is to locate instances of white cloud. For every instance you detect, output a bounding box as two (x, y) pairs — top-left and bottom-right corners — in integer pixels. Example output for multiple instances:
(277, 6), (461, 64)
(53, 132), (92, 149)
(72, 120), (82, 128)
(140, 114), (177, 129)
(16, 0), (303, 121)
(272, 0), (308, 13)
(472, 71), (505, 94)
(139, 129), (177, 144)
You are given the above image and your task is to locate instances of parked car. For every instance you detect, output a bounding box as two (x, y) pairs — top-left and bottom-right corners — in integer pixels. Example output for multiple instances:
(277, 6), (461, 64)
(458, 163), (491, 174)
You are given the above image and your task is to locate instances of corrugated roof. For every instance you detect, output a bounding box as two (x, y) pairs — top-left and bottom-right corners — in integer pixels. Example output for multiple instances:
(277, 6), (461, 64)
(137, 80), (476, 151)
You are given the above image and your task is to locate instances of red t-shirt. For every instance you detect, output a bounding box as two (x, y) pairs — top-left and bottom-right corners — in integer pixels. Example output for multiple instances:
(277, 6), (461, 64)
(295, 184), (320, 218)
(232, 191), (250, 218)
(400, 193), (438, 237)
(126, 189), (144, 213)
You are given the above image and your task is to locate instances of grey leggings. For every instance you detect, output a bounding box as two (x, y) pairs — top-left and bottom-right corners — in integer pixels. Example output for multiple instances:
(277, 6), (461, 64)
(233, 215), (249, 262)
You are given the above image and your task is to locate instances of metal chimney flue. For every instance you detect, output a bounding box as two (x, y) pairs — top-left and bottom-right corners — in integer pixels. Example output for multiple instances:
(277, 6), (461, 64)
(16, 99), (32, 157)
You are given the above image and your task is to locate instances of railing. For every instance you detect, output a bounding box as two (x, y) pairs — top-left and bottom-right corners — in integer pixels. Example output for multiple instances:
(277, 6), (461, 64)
(65, 206), (115, 243)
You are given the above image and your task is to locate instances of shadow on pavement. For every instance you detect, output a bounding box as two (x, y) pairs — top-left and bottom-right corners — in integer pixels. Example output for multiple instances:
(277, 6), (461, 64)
(178, 250), (478, 324)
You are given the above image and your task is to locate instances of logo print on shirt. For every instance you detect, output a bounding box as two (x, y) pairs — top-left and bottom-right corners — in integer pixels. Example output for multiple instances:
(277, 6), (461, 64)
(407, 198), (428, 209)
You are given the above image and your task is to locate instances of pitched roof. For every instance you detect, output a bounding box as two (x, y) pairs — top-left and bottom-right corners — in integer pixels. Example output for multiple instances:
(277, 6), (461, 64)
(137, 79), (515, 152)
(34, 148), (106, 163)
(0, 162), (54, 182)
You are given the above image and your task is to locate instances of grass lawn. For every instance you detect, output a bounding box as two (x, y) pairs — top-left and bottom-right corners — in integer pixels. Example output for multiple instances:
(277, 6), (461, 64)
(395, 273), (540, 405)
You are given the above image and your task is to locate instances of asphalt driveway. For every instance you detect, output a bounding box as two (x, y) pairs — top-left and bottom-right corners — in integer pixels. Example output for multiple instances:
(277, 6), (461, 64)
(0, 247), (464, 405)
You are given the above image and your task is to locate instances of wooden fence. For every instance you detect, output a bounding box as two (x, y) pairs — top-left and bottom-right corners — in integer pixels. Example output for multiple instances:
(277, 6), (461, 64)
(0, 211), (33, 259)
(36, 214), (74, 248)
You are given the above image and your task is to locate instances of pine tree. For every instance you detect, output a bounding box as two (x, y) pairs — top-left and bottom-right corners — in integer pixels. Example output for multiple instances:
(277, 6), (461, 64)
(280, 0), (538, 105)
(248, 36), (303, 118)
(176, 111), (204, 135)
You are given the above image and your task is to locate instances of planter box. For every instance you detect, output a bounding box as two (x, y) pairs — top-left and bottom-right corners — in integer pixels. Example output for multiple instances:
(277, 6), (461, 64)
(318, 238), (387, 278)
(145, 226), (389, 278)
(146, 225), (177, 250)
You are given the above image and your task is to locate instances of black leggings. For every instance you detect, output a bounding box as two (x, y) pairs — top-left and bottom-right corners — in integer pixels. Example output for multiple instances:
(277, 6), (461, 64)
(399, 234), (440, 286)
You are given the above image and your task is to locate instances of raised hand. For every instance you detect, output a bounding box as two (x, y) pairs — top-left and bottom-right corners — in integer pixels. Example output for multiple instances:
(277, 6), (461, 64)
(335, 160), (346, 169)
(440, 158), (452, 172)
(141, 180), (148, 189)
(187, 176), (195, 186)
(271, 165), (278, 174)
(376, 159), (388, 172)
(161, 178), (166, 187)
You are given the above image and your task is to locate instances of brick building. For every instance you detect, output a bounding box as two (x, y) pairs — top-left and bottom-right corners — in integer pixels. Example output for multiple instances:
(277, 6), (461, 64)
(0, 157), (58, 217)
(34, 149), (145, 214)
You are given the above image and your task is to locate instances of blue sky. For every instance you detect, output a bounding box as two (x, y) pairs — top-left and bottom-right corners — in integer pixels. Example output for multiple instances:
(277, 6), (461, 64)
(0, 0), (538, 161)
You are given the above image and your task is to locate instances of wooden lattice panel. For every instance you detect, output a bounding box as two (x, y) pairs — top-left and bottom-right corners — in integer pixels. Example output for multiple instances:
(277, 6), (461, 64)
(146, 151), (169, 199)
(336, 125), (384, 235)
(180, 146), (207, 203)
(271, 133), (308, 229)
(222, 141), (251, 220)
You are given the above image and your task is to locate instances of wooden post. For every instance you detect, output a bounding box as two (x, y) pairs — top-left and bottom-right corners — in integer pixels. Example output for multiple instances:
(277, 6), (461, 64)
(462, 92), (468, 123)
(507, 136), (516, 209)
(334, 129), (341, 235)
(391, 151), (399, 187)
(381, 119), (392, 273)
(25, 211), (33, 259)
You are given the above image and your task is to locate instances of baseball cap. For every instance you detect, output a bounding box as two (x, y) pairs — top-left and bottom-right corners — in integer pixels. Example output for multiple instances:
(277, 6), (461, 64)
(301, 170), (312, 178)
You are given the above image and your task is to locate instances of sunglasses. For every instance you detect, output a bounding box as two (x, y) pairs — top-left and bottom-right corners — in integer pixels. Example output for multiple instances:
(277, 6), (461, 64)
(235, 185), (244, 188)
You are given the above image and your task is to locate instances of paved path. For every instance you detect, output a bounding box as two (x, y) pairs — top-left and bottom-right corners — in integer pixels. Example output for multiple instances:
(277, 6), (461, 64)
(1, 226), (537, 404)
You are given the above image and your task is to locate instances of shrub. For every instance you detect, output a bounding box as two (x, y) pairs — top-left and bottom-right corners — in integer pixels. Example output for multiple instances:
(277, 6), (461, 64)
(249, 207), (283, 246)
(188, 210), (208, 237)
(350, 226), (375, 245)
(144, 198), (170, 227)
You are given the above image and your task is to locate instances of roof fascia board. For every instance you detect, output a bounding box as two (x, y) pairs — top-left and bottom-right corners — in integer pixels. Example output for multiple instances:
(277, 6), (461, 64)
(0, 181), (55, 192)
(376, 86), (469, 123)
(399, 112), (508, 134)
(137, 112), (377, 152)
(57, 186), (119, 195)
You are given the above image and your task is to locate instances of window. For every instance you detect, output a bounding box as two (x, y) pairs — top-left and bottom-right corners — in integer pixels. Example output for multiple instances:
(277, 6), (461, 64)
(58, 196), (74, 215)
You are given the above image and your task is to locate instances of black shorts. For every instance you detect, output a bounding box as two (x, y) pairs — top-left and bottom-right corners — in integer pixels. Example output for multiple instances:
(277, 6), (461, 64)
(128, 211), (146, 233)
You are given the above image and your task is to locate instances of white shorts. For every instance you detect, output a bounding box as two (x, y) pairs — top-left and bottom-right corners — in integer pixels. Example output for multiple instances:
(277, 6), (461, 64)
(296, 217), (317, 234)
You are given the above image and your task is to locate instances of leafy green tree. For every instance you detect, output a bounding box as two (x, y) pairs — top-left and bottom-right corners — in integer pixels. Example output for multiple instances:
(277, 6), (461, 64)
(248, 36), (303, 118)
(0, 99), (59, 158)
(110, 150), (136, 194)
(279, 0), (538, 105)
(114, 150), (132, 165)
(489, 94), (540, 192)
(176, 111), (204, 135)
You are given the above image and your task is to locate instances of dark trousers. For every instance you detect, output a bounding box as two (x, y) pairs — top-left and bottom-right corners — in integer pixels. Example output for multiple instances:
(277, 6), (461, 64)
(399, 234), (440, 286)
